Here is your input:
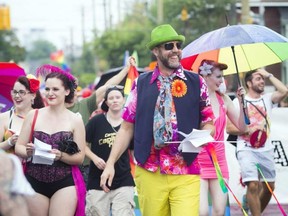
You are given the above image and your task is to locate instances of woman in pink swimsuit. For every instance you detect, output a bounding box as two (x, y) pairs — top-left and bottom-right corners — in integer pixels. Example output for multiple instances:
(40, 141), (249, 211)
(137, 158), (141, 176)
(197, 60), (247, 216)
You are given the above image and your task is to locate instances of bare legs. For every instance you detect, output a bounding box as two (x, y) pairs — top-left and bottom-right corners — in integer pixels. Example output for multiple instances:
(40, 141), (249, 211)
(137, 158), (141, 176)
(246, 181), (274, 216)
(200, 179), (228, 216)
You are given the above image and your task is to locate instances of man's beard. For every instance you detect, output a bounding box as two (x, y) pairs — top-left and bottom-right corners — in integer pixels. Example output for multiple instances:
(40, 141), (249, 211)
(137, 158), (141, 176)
(252, 84), (264, 94)
(158, 52), (181, 70)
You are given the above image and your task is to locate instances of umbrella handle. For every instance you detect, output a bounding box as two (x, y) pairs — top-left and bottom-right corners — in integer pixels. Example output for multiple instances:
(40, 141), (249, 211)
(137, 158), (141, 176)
(231, 46), (250, 125)
(242, 97), (250, 125)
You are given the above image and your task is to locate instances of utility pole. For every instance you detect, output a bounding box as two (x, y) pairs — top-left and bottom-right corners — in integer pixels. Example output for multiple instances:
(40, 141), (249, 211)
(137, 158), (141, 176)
(117, 0), (121, 23)
(103, 0), (108, 30)
(108, 0), (112, 29)
(81, 6), (86, 45)
(241, 0), (250, 24)
(92, 0), (96, 36)
(157, 0), (163, 24)
(70, 27), (75, 63)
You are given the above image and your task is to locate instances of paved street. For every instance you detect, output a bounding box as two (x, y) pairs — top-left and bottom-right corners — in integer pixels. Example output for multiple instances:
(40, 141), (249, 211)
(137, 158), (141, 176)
(230, 204), (288, 216)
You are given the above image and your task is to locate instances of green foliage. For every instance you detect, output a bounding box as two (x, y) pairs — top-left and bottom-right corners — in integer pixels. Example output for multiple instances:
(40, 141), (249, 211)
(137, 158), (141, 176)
(0, 30), (26, 63)
(91, 0), (234, 69)
(26, 39), (57, 60)
(162, 0), (235, 48)
(77, 72), (96, 89)
(92, 2), (154, 68)
(79, 43), (96, 74)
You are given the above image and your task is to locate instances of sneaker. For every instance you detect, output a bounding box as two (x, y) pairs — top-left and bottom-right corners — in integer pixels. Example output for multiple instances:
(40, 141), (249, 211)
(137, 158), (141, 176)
(242, 194), (249, 214)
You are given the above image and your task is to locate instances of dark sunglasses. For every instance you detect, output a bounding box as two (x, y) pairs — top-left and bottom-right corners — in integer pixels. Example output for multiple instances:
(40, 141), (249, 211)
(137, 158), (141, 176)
(107, 85), (124, 90)
(161, 42), (182, 51)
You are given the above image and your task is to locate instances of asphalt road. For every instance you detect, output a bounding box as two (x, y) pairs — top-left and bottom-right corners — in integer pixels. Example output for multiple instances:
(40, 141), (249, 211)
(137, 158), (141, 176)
(230, 204), (288, 216)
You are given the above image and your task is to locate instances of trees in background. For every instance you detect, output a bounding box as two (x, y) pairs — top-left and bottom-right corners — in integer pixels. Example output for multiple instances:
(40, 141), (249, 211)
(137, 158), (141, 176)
(92, 0), (234, 69)
(0, 30), (25, 63)
(0, 0), (235, 87)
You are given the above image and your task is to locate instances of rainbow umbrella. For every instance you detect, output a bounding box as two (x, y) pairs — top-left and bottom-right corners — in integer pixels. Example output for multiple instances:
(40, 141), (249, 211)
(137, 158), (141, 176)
(181, 24), (288, 124)
(0, 62), (26, 112)
(181, 24), (288, 77)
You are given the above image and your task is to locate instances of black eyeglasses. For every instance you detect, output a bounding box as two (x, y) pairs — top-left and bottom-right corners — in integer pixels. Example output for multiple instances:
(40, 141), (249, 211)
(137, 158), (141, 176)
(161, 42), (182, 51)
(11, 90), (30, 97)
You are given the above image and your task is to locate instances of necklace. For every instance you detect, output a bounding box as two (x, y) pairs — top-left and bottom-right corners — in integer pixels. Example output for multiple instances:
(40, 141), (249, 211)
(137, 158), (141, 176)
(106, 114), (121, 133)
(110, 125), (118, 133)
(14, 110), (25, 119)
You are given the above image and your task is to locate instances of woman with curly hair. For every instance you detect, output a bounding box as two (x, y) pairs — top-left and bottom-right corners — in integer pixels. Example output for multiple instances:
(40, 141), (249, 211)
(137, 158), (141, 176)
(15, 65), (86, 216)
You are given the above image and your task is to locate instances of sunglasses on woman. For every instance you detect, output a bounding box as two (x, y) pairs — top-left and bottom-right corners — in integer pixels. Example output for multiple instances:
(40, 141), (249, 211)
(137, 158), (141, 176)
(107, 85), (124, 90)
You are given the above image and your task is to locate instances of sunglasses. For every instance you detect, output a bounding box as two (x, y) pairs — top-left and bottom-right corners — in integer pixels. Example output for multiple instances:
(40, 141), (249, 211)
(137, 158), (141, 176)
(11, 90), (30, 97)
(107, 85), (124, 90)
(161, 42), (182, 51)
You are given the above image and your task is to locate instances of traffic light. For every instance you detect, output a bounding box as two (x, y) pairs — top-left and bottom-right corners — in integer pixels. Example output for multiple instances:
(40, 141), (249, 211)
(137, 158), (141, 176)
(0, 5), (11, 30)
(181, 7), (188, 21)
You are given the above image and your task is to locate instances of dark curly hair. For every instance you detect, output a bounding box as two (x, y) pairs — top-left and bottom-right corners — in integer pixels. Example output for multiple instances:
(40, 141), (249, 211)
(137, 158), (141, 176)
(45, 71), (76, 103)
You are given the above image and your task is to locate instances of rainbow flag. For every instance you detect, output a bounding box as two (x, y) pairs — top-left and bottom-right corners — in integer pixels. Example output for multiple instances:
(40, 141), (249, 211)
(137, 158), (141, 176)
(124, 51), (139, 97)
(50, 50), (64, 63)
(124, 65), (139, 97)
(50, 50), (70, 72)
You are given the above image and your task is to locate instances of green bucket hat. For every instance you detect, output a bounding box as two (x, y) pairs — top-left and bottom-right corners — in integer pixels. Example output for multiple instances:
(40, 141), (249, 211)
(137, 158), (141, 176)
(146, 24), (185, 50)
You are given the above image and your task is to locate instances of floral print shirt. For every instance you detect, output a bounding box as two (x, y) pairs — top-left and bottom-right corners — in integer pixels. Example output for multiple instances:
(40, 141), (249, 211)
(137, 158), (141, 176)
(122, 66), (214, 174)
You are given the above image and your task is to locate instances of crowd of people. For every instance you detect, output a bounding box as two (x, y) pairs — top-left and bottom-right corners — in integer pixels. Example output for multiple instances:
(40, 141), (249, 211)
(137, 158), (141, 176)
(1, 24), (288, 216)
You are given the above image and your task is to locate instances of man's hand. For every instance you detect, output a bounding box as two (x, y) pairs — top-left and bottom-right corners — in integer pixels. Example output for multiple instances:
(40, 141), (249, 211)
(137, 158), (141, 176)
(100, 163), (115, 192)
(256, 68), (270, 78)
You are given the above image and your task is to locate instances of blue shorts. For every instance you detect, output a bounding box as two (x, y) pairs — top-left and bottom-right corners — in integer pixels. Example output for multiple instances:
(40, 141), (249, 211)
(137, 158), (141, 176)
(237, 150), (275, 183)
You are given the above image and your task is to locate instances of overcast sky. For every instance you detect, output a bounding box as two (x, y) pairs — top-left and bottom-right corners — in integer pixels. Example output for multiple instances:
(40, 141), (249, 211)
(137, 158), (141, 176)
(1, 0), (134, 49)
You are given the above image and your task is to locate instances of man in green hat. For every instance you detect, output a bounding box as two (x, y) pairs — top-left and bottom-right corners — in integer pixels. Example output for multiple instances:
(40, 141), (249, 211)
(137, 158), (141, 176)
(100, 24), (215, 216)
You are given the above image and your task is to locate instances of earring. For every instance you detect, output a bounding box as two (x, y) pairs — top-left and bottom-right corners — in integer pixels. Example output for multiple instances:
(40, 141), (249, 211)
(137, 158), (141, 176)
(31, 99), (34, 105)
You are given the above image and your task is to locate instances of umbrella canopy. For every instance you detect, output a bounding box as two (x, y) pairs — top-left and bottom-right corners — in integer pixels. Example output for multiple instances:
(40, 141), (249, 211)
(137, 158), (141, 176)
(0, 62), (26, 112)
(181, 24), (288, 75)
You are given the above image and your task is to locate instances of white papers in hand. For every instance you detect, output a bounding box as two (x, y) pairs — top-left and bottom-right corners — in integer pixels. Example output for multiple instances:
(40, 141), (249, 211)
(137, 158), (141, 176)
(32, 138), (55, 165)
(177, 129), (214, 153)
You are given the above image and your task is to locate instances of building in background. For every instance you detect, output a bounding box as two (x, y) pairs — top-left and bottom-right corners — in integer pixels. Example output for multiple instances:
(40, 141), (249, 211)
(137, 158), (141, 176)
(237, 0), (288, 84)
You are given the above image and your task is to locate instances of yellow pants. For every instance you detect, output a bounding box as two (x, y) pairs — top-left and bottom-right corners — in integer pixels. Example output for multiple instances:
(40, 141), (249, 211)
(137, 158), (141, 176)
(135, 166), (200, 216)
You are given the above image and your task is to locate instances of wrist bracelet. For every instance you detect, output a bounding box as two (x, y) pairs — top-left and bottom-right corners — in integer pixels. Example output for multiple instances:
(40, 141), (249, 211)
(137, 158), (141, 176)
(7, 138), (14, 147)
(59, 151), (63, 160)
(267, 73), (274, 79)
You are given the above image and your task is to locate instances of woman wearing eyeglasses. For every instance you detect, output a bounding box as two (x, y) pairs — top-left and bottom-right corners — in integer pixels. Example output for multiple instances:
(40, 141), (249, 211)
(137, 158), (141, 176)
(0, 75), (44, 152)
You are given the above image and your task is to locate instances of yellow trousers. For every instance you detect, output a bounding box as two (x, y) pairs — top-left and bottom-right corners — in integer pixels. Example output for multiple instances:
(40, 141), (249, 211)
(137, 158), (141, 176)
(135, 166), (200, 216)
